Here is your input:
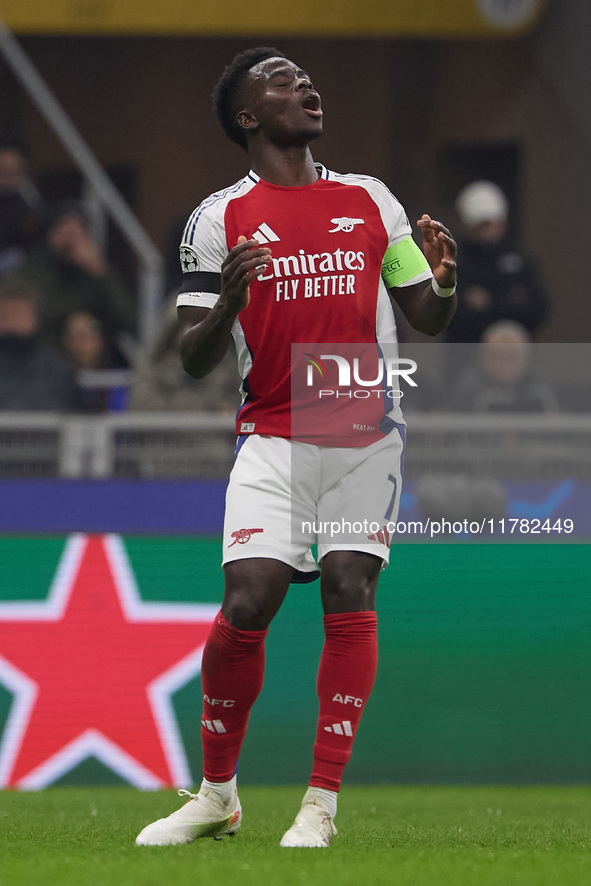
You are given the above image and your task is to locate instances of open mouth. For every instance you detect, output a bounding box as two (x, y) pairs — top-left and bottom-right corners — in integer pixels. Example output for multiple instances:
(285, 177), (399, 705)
(302, 93), (323, 118)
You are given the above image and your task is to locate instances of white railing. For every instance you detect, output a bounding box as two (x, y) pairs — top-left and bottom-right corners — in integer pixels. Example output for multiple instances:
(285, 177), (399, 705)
(0, 412), (589, 480)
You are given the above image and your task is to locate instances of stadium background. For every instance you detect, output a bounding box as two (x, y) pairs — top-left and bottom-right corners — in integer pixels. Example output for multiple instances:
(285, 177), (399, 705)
(1, 0), (590, 791)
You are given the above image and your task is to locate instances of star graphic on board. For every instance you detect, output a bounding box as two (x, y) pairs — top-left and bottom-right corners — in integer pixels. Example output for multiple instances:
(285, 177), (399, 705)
(0, 534), (218, 789)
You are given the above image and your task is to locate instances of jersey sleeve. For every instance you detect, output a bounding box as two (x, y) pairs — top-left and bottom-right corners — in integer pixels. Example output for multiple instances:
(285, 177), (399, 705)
(176, 202), (227, 310)
(359, 177), (432, 289)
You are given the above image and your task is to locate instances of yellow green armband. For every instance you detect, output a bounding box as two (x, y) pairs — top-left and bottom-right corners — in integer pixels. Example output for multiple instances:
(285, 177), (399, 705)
(381, 236), (430, 287)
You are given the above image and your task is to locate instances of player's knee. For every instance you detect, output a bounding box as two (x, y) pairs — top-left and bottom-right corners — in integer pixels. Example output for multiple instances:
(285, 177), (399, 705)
(324, 589), (374, 613)
(321, 574), (376, 613)
(320, 552), (380, 613)
(222, 560), (291, 630)
(222, 590), (276, 631)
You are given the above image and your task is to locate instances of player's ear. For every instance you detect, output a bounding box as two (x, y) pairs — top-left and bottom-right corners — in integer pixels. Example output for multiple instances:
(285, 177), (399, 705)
(236, 110), (259, 136)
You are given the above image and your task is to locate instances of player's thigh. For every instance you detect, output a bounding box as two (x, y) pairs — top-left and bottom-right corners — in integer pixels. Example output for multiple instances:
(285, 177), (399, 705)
(317, 429), (404, 561)
(223, 435), (319, 573)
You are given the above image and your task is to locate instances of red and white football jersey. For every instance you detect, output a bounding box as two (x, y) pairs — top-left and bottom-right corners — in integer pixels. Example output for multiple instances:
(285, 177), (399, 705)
(177, 164), (431, 446)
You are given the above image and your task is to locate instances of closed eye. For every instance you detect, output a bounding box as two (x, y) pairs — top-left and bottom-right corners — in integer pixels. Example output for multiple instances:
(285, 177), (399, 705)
(270, 67), (297, 83)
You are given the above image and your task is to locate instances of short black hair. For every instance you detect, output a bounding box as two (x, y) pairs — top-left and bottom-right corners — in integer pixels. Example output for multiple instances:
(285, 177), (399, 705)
(212, 47), (286, 150)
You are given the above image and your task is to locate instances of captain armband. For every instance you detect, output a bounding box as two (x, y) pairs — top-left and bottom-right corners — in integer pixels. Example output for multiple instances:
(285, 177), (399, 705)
(381, 237), (430, 288)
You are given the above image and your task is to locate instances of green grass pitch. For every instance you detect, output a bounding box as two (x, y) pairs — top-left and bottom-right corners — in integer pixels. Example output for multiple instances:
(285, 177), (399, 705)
(0, 785), (589, 886)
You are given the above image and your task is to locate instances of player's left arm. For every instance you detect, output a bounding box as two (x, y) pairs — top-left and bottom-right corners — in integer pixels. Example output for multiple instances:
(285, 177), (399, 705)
(389, 215), (457, 337)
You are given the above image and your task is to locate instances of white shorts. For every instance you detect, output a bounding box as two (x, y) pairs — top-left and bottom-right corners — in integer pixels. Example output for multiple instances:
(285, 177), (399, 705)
(222, 430), (405, 579)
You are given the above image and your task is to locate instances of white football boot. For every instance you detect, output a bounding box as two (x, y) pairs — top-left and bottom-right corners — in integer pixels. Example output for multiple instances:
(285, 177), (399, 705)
(280, 798), (337, 848)
(135, 786), (241, 846)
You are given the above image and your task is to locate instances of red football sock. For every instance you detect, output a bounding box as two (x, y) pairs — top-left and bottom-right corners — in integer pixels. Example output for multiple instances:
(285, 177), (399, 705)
(200, 611), (267, 783)
(310, 611), (378, 792)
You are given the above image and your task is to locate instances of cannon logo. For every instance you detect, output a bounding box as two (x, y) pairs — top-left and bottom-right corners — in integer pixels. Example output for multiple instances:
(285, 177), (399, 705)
(329, 217), (365, 233)
(228, 528), (264, 548)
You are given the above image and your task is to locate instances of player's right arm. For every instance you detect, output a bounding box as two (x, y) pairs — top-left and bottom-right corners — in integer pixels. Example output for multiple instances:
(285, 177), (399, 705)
(178, 237), (271, 379)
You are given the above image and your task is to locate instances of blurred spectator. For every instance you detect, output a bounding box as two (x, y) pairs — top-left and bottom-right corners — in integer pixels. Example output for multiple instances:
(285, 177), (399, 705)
(448, 320), (559, 413)
(20, 199), (136, 354)
(0, 277), (83, 411)
(61, 310), (130, 371)
(129, 296), (241, 412)
(446, 181), (548, 344)
(61, 310), (130, 412)
(0, 134), (43, 273)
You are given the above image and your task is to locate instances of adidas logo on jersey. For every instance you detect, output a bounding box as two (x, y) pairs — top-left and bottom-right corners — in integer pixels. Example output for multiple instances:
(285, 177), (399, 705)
(252, 222), (281, 244)
(367, 526), (392, 547)
(201, 719), (227, 733)
(324, 720), (353, 736)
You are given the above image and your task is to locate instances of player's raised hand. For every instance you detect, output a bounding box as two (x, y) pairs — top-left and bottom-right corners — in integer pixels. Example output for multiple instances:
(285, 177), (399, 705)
(219, 235), (272, 313)
(417, 214), (457, 289)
